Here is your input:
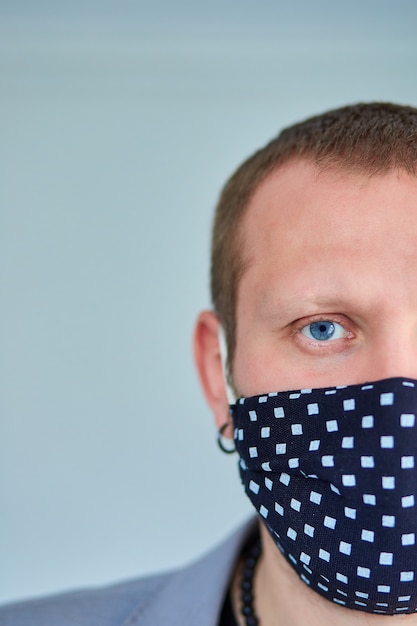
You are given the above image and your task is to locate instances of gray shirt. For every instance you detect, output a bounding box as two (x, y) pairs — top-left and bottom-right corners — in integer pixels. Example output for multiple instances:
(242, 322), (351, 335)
(0, 519), (256, 626)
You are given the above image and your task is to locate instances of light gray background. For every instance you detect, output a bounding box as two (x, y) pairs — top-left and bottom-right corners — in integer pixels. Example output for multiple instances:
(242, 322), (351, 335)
(2, 0), (417, 604)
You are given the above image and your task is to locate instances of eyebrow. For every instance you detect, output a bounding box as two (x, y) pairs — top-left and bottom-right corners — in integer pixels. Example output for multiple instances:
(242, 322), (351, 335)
(259, 292), (360, 322)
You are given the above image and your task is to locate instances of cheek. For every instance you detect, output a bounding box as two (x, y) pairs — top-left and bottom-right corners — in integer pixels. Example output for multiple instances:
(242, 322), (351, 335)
(232, 334), (357, 396)
(232, 337), (288, 396)
(231, 320), (261, 391)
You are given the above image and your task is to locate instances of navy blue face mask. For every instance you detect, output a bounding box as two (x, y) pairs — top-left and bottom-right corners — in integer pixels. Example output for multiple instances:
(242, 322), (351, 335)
(231, 377), (417, 615)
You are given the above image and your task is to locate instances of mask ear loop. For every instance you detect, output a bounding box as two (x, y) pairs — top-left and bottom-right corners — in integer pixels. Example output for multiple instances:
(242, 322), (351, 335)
(217, 326), (236, 454)
(218, 326), (236, 404)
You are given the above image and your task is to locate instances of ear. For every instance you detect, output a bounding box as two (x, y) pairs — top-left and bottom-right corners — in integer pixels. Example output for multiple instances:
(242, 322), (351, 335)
(193, 310), (232, 435)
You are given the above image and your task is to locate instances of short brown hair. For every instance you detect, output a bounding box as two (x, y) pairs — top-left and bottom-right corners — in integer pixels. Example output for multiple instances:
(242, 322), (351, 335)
(211, 102), (417, 373)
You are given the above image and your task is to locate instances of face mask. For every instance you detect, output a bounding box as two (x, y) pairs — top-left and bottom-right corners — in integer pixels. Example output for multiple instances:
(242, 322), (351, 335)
(231, 377), (417, 615)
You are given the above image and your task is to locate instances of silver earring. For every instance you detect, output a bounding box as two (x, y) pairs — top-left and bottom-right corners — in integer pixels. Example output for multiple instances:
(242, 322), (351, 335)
(217, 422), (236, 454)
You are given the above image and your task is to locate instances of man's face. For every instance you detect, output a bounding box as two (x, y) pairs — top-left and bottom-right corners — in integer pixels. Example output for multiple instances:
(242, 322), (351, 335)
(232, 159), (417, 398)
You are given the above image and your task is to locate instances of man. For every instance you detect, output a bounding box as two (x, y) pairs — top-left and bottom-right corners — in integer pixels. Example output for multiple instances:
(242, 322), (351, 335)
(3, 102), (417, 625)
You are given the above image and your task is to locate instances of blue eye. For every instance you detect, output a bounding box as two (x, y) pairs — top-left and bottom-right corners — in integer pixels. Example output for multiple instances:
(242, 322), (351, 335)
(301, 321), (346, 341)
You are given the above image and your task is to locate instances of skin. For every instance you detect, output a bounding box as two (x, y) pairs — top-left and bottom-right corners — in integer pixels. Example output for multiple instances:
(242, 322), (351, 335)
(194, 158), (417, 625)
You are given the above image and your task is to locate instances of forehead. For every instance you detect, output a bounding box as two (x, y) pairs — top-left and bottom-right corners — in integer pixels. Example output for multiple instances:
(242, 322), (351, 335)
(237, 159), (417, 310)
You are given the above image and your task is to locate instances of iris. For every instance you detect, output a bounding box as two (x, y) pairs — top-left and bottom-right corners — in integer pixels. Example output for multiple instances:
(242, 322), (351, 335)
(307, 321), (335, 341)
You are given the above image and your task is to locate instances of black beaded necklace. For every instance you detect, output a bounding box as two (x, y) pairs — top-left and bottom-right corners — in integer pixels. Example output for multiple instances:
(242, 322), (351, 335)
(240, 537), (261, 626)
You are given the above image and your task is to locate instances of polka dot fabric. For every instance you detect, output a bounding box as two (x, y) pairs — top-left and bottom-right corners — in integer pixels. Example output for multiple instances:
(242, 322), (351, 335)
(231, 378), (417, 614)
